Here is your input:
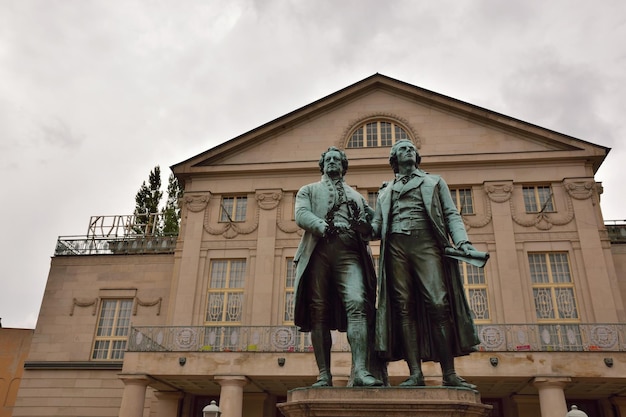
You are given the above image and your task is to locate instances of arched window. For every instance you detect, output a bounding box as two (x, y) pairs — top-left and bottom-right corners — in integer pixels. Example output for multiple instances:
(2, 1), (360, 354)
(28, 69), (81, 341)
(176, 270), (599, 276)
(346, 120), (410, 148)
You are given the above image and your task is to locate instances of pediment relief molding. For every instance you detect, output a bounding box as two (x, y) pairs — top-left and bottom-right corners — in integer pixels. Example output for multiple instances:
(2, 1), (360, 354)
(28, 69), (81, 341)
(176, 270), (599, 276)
(184, 192), (211, 213)
(70, 295), (161, 316)
(462, 186), (493, 231)
(276, 191), (302, 235)
(203, 196), (260, 239)
(485, 181), (514, 203)
(134, 297), (162, 316)
(70, 297), (99, 316)
(563, 178), (599, 204)
(510, 181), (576, 230)
(200, 189), (303, 238)
(256, 190), (282, 210)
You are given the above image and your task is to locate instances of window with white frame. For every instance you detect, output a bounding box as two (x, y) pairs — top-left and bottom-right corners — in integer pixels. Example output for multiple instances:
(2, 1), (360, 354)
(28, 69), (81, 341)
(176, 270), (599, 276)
(367, 191), (378, 210)
(92, 299), (133, 360)
(346, 120), (410, 148)
(451, 188), (474, 215)
(206, 259), (246, 324)
(219, 196), (247, 222)
(528, 252), (578, 321)
(523, 186), (555, 213)
(283, 258), (296, 323)
(460, 263), (490, 321)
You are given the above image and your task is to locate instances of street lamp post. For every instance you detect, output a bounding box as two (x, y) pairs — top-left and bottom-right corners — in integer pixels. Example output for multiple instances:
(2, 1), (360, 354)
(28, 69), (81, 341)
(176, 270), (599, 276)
(566, 405), (588, 417)
(202, 400), (221, 417)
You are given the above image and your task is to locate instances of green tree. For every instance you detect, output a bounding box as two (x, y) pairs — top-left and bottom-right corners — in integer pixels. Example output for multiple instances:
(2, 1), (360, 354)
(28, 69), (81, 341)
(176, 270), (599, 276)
(161, 173), (183, 235)
(133, 166), (163, 234)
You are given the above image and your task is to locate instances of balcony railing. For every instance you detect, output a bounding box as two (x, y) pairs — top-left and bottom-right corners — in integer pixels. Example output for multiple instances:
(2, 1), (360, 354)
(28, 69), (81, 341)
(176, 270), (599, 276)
(55, 235), (177, 256)
(127, 323), (626, 353)
(606, 220), (626, 243)
(54, 214), (178, 256)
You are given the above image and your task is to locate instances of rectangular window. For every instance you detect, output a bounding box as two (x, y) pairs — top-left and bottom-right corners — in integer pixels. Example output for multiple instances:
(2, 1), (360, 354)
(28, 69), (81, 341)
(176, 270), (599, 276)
(451, 188), (474, 215)
(529, 252), (578, 321)
(366, 122), (377, 147)
(206, 259), (246, 324)
(523, 186), (554, 213)
(92, 299), (133, 360)
(220, 196), (247, 222)
(380, 122), (393, 147)
(349, 127), (364, 148)
(283, 258), (296, 323)
(394, 125), (408, 141)
(367, 191), (378, 210)
(460, 263), (490, 321)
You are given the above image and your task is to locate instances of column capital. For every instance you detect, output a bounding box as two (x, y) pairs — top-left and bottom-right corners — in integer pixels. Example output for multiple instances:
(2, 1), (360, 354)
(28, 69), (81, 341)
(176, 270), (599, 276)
(533, 376), (572, 388)
(215, 375), (249, 388)
(118, 374), (152, 386)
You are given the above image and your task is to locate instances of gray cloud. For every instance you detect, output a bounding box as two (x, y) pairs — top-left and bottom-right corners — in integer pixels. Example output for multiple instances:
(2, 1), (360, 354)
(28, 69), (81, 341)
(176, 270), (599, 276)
(1, 0), (625, 328)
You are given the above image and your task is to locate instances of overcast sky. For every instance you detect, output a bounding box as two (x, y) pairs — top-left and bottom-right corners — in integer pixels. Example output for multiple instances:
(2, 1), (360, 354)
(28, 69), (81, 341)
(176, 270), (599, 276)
(1, 1), (625, 329)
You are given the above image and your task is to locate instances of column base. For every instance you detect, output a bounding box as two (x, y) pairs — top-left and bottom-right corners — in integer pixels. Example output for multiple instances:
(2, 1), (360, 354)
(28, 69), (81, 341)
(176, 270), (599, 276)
(277, 386), (492, 417)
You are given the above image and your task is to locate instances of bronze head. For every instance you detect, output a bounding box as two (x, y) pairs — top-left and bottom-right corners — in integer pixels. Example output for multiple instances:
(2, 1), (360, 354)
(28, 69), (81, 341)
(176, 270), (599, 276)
(319, 146), (348, 177)
(389, 139), (420, 174)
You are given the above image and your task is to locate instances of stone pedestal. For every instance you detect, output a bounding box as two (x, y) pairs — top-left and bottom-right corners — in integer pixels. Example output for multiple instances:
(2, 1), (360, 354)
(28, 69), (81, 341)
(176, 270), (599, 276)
(277, 387), (492, 417)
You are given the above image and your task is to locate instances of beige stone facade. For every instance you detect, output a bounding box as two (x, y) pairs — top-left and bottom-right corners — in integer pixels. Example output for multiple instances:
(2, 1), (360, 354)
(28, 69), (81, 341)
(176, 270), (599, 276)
(0, 328), (32, 417)
(11, 74), (626, 417)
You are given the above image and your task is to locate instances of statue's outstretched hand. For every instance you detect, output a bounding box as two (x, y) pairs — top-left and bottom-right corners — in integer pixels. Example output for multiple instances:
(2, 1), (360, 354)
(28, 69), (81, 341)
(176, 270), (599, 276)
(458, 242), (476, 255)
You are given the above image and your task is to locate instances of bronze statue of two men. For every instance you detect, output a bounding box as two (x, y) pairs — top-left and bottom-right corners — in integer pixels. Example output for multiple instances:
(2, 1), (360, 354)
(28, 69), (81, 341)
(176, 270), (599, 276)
(293, 140), (485, 389)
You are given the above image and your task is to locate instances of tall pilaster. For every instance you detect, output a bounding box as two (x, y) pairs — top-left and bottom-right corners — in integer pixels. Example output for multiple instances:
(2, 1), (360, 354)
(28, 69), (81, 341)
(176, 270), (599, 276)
(170, 192), (210, 325)
(565, 178), (622, 322)
(215, 376), (248, 417)
(249, 190), (281, 325)
(484, 181), (527, 322)
(118, 374), (151, 417)
(533, 376), (570, 417)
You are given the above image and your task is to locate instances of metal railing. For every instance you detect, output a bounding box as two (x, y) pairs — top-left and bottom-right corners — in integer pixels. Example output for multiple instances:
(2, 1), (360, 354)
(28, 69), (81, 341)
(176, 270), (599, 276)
(605, 221), (626, 243)
(127, 323), (626, 353)
(55, 235), (177, 256)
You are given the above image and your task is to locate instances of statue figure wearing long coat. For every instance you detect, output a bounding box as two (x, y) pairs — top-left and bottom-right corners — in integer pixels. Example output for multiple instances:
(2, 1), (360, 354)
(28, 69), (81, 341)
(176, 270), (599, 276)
(372, 139), (482, 389)
(293, 146), (382, 387)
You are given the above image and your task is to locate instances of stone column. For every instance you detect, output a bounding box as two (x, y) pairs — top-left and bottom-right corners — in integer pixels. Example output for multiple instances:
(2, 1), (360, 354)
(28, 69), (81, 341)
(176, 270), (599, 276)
(533, 376), (570, 417)
(215, 376), (248, 417)
(118, 375), (151, 417)
(153, 391), (183, 417)
(610, 396), (626, 417)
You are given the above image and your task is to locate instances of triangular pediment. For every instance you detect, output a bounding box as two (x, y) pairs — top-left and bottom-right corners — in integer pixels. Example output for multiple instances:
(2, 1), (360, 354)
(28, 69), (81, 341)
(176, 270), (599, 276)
(172, 74), (609, 178)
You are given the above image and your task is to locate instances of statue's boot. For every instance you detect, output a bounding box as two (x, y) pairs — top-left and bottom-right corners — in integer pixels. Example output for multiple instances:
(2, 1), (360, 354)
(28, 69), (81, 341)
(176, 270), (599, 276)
(398, 320), (425, 387)
(433, 319), (477, 390)
(349, 320), (383, 387)
(311, 326), (333, 387)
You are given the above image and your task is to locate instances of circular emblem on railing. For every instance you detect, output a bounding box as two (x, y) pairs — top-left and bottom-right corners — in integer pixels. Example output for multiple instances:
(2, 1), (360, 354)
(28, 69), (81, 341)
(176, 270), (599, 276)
(174, 328), (198, 351)
(479, 326), (504, 349)
(271, 327), (295, 350)
(590, 325), (617, 349)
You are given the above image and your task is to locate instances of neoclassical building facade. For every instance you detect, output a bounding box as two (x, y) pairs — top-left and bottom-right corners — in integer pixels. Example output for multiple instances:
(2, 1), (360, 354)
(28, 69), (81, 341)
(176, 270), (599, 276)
(12, 74), (626, 417)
